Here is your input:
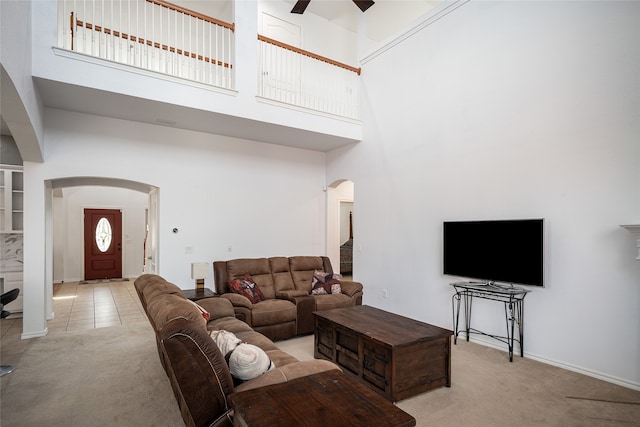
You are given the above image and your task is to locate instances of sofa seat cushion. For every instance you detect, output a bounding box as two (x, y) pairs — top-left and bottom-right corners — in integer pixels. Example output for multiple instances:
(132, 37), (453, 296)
(313, 293), (354, 311)
(234, 331), (280, 352)
(250, 299), (297, 327)
(276, 289), (309, 300)
(233, 362), (340, 393)
(265, 349), (300, 368)
(208, 316), (254, 334)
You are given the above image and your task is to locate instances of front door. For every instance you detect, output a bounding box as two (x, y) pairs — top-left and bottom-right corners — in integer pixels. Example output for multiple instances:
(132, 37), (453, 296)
(84, 208), (122, 280)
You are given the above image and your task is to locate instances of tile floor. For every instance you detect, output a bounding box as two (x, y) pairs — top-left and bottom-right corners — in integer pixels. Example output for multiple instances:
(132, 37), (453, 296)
(48, 278), (147, 333)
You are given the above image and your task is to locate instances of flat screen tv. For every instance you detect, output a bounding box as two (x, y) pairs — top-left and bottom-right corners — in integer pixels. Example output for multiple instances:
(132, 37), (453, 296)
(443, 219), (544, 287)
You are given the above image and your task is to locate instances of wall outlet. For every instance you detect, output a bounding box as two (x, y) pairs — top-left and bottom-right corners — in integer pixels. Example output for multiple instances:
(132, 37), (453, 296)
(184, 245), (193, 254)
(382, 289), (388, 299)
(227, 245), (232, 252)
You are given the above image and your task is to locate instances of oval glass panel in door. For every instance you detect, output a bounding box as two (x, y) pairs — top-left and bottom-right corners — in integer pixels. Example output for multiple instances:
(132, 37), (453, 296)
(95, 217), (113, 252)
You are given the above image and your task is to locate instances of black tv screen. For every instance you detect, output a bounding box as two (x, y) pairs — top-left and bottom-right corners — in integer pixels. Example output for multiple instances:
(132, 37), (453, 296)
(443, 219), (544, 287)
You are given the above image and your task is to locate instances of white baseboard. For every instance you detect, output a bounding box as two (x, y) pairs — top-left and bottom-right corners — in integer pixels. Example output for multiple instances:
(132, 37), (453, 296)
(457, 333), (640, 391)
(21, 327), (48, 340)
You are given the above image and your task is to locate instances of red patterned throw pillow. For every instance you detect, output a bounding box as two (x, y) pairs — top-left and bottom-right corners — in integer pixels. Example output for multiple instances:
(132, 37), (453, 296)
(228, 274), (266, 304)
(311, 270), (342, 295)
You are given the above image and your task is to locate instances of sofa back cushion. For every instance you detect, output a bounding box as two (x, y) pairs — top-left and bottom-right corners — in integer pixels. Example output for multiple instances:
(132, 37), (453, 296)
(143, 280), (185, 307)
(269, 257), (295, 293)
(225, 258), (276, 299)
(289, 256), (328, 294)
(135, 274), (184, 309)
(147, 293), (208, 332)
(214, 256), (336, 298)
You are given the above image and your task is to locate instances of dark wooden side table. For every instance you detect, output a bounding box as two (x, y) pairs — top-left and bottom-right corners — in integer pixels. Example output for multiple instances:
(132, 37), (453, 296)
(228, 370), (416, 427)
(182, 288), (215, 301)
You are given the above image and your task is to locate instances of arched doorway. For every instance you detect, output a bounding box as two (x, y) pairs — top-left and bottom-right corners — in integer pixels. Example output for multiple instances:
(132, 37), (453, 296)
(326, 180), (354, 277)
(47, 177), (158, 318)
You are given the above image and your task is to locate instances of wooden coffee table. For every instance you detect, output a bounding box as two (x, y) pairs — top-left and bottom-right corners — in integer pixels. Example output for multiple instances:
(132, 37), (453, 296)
(228, 370), (415, 427)
(314, 305), (453, 401)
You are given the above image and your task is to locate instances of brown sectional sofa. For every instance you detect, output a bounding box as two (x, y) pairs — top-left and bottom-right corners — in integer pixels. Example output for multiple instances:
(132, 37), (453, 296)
(213, 256), (363, 341)
(134, 274), (340, 427)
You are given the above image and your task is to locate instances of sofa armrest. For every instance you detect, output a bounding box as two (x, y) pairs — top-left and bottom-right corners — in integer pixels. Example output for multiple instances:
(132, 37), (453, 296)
(221, 293), (253, 309)
(276, 289), (309, 300)
(197, 297), (236, 320)
(339, 280), (363, 297)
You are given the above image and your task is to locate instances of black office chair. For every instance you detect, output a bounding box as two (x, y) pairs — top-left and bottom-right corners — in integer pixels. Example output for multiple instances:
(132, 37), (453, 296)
(1, 288), (20, 319)
(0, 288), (20, 377)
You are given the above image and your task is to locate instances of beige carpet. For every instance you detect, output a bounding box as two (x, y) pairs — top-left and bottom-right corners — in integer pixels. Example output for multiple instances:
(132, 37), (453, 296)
(0, 322), (183, 427)
(2, 322), (639, 427)
(278, 336), (640, 426)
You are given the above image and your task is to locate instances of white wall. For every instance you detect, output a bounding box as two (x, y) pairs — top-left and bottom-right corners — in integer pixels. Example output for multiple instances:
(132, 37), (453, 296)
(52, 186), (149, 282)
(22, 107), (327, 336)
(0, 0), (44, 162)
(21, 0), (354, 340)
(41, 107), (327, 282)
(328, 0), (640, 388)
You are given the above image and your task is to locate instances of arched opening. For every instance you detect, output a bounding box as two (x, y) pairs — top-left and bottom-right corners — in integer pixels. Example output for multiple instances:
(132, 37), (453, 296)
(46, 177), (158, 323)
(326, 179), (354, 278)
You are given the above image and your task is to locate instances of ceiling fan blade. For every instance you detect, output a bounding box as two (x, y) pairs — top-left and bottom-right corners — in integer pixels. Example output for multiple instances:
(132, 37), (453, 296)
(353, 0), (375, 12)
(291, 0), (311, 14)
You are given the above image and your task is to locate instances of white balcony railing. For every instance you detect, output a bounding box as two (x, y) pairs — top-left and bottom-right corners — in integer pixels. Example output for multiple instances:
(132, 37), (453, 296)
(57, 2), (361, 119)
(59, 0), (235, 89)
(258, 35), (361, 120)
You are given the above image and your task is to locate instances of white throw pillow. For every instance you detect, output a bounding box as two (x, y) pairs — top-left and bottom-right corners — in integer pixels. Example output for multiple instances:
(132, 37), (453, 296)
(209, 330), (242, 357)
(228, 343), (275, 381)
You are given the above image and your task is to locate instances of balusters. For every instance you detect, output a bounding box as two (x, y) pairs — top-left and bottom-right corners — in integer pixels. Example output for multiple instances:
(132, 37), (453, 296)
(61, 0), (234, 89)
(58, 0), (362, 119)
(257, 37), (360, 120)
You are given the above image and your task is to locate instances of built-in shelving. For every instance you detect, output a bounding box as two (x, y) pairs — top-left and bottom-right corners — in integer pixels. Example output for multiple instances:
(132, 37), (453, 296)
(1, 166), (24, 313)
(0, 166), (23, 233)
(0, 172), (5, 230)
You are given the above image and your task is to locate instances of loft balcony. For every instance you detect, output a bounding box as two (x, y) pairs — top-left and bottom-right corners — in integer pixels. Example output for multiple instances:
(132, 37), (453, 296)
(57, 0), (361, 122)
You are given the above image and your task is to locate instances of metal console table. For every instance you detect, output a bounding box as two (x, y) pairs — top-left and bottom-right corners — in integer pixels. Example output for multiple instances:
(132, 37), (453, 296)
(451, 282), (530, 362)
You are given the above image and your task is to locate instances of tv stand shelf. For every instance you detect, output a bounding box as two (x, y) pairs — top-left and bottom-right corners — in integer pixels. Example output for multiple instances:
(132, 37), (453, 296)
(450, 282), (530, 362)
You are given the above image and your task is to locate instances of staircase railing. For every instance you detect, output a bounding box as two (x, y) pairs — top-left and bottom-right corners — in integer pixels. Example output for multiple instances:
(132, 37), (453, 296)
(60, 0), (234, 89)
(258, 35), (361, 120)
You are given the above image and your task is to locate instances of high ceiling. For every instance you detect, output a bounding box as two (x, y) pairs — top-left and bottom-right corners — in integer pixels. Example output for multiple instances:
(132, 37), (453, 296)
(1, 0), (443, 153)
(283, 0), (442, 42)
